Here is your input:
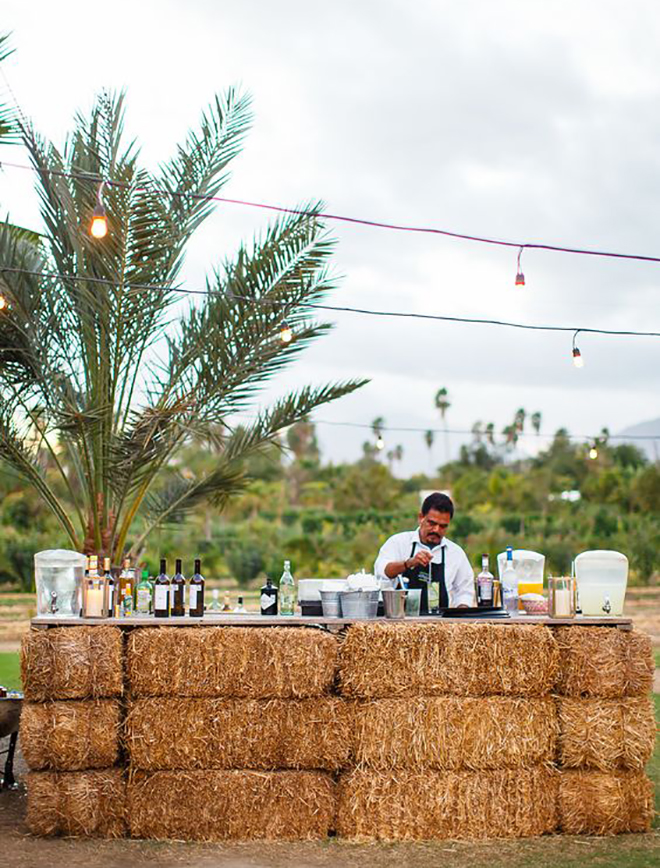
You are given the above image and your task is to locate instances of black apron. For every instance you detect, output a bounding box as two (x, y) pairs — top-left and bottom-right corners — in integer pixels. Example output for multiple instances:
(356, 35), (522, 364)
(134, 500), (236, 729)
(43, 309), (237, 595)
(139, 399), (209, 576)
(402, 541), (449, 614)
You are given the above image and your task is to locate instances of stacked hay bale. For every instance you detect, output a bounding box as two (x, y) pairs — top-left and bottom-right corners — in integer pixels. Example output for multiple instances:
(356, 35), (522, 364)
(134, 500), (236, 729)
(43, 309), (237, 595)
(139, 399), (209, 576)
(553, 626), (655, 835)
(336, 622), (561, 840)
(20, 627), (125, 836)
(125, 627), (340, 841)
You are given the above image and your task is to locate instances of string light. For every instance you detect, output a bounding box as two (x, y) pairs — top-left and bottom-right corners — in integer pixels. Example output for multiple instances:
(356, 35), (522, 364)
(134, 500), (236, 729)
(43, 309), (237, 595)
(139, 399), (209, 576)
(572, 331), (584, 368)
(90, 181), (108, 239)
(375, 434), (385, 451)
(515, 246), (525, 287)
(279, 321), (293, 344)
(0, 293), (7, 311)
(589, 445), (599, 460)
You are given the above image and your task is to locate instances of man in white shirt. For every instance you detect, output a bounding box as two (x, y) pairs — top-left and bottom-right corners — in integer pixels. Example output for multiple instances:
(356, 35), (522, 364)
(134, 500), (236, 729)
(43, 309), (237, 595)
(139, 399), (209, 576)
(374, 492), (475, 612)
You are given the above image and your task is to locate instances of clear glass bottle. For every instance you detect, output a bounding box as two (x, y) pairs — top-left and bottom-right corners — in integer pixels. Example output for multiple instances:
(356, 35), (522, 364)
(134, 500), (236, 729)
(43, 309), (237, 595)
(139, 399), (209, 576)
(103, 557), (116, 618)
(171, 558), (186, 616)
(221, 592), (231, 612)
(188, 558), (205, 617)
(279, 560), (295, 616)
(208, 588), (222, 612)
(476, 553), (494, 607)
(233, 595), (248, 614)
(135, 569), (152, 615)
(118, 557), (135, 617)
(154, 558), (170, 618)
(502, 546), (519, 614)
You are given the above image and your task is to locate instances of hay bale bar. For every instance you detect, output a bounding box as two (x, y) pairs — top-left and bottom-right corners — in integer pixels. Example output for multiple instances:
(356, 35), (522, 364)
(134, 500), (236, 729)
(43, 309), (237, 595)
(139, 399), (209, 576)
(553, 627), (653, 697)
(127, 626), (337, 698)
(353, 696), (557, 770)
(128, 770), (336, 841)
(557, 697), (656, 772)
(126, 697), (350, 771)
(21, 700), (121, 771)
(338, 622), (559, 698)
(337, 768), (559, 840)
(27, 769), (126, 837)
(558, 770), (654, 834)
(21, 626), (123, 701)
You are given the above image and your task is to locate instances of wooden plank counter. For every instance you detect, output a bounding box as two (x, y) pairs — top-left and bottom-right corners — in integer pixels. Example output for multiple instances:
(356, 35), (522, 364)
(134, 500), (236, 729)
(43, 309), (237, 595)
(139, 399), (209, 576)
(31, 613), (634, 629)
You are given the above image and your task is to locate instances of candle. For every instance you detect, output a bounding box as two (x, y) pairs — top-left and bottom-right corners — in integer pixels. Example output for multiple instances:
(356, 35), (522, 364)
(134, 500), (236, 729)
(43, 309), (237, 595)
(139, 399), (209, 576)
(85, 585), (105, 618)
(549, 576), (575, 619)
(553, 588), (572, 618)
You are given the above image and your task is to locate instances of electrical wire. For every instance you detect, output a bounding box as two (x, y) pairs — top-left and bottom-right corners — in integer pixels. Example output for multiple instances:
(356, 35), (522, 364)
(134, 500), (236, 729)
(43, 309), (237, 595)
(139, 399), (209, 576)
(0, 265), (659, 341)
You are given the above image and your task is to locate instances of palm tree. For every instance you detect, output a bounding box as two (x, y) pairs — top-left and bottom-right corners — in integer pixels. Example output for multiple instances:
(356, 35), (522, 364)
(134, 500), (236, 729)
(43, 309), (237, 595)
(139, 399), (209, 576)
(514, 407), (526, 434)
(471, 421), (483, 443)
(0, 90), (366, 559)
(434, 387), (451, 464)
(531, 411), (542, 436)
(424, 429), (434, 467)
(485, 422), (495, 446)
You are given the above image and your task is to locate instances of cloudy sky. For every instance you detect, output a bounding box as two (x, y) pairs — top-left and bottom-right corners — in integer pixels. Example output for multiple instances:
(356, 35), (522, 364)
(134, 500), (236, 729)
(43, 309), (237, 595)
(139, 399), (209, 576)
(1, 0), (659, 474)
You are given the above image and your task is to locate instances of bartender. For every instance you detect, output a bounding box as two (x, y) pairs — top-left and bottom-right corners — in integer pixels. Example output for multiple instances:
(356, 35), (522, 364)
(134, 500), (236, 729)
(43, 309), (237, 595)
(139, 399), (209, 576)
(374, 492), (475, 611)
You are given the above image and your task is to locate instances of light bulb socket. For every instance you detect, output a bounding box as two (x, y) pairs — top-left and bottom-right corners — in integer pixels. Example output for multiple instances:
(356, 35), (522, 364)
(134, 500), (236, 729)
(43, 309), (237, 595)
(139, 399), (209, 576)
(515, 271), (525, 286)
(279, 321), (293, 344)
(572, 347), (584, 367)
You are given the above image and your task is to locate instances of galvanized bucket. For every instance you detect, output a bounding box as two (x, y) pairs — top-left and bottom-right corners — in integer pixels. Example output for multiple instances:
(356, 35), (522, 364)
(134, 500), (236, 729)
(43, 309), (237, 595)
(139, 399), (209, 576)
(320, 590), (342, 618)
(382, 589), (407, 619)
(339, 589), (379, 619)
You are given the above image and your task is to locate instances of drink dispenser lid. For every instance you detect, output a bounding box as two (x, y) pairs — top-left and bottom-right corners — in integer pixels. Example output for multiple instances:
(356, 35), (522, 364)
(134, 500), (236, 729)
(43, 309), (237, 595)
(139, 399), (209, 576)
(34, 549), (87, 567)
(575, 550), (628, 565)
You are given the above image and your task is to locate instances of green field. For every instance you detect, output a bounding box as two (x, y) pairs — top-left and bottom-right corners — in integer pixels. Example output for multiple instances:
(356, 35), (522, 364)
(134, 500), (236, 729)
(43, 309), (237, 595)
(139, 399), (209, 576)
(0, 651), (20, 690)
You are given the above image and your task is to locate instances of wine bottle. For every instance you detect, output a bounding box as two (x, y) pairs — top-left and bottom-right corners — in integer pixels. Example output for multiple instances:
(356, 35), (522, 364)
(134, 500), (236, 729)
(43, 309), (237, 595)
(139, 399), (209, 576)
(171, 558), (186, 616)
(154, 558), (170, 618)
(103, 557), (116, 617)
(188, 558), (205, 617)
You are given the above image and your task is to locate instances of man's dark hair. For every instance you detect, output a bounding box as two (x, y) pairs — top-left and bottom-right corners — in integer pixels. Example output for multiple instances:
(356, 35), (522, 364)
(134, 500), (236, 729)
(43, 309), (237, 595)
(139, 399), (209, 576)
(421, 492), (454, 518)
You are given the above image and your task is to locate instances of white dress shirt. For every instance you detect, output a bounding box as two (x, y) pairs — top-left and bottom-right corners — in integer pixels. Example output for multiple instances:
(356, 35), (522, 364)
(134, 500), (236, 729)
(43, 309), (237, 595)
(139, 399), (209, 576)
(374, 528), (476, 607)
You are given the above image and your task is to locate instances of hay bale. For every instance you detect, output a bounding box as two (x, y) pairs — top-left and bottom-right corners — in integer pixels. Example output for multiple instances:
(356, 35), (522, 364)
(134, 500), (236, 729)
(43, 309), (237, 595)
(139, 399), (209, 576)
(557, 697), (656, 772)
(126, 697), (350, 771)
(352, 696), (557, 770)
(128, 770), (336, 840)
(553, 627), (653, 698)
(27, 769), (126, 837)
(21, 700), (121, 771)
(336, 768), (558, 840)
(338, 622), (558, 698)
(558, 770), (654, 834)
(21, 627), (123, 701)
(127, 627), (338, 698)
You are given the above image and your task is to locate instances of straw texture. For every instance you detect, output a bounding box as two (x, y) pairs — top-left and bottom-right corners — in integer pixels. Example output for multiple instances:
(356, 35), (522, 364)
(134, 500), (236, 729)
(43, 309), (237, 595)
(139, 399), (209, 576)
(126, 697), (350, 771)
(558, 770), (654, 834)
(26, 769), (126, 837)
(557, 697), (656, 772)
(337, 768), (559, 840)
(21, 700), (121, 771)
(128, 770), (336, 841)
(553, 627), (653, 698)
(21, 627), (123, 701)
(338, 622), (559, 698)
(352, 696), (557, 770)
(127, 627), (338, 698)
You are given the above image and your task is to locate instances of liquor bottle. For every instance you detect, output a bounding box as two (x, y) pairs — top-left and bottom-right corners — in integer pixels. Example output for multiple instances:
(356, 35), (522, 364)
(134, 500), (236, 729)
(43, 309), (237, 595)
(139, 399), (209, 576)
(279, 560), (295, 616)
(221, 592), (231, 612)
(502, 546), (519, 614)
(103, 557), (116, 617)
(118, 558), (135, 617)
(260, 576), (278, 615)
(135, 569), (152, 615)
(188, 558), (205, 617)
(154, 558), (170, 618)
(476, 553), (494, 607)
(208, 588), (222, 612)
(233, 595), (248, 614)
(171, 558), (186, 616)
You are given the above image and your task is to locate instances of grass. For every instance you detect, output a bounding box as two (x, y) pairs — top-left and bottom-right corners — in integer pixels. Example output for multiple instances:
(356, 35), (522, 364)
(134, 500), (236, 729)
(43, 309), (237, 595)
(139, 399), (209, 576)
(0, 651), (21, 690)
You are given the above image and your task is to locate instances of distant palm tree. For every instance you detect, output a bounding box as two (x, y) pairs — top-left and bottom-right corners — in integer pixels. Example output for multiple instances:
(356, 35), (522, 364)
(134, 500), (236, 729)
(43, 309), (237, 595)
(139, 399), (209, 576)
(471, 421), (483, 443)
(424, 429), (434, 467)
(514, 408), (526, 434)
(0, 88), (366, 558)
(531, 411), (542, 436)
(434, 387), (451, 464)
(485, 422), (495, 446)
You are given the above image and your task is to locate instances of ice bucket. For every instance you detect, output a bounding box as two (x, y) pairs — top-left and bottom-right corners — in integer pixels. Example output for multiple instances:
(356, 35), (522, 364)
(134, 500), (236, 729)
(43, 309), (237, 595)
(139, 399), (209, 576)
(34, 549), (86, 617)
(339, 589), (379, 619)
(382, 589), (407, 619)
(320, 590), (342, 618)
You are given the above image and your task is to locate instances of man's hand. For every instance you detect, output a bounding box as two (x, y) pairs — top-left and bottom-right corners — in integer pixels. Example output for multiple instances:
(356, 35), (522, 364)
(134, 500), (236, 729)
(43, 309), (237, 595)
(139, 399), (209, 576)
(407, 549), (432, 570)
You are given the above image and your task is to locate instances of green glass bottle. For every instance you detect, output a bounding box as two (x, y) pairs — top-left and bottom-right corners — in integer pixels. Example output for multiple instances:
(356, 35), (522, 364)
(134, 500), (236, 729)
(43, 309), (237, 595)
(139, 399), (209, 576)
(135, 569), (152, 615)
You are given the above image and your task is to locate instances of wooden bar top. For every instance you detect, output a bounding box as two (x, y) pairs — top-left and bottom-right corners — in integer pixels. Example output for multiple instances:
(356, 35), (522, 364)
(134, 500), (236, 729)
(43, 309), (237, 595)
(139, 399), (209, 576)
(31, 614), (633, 629)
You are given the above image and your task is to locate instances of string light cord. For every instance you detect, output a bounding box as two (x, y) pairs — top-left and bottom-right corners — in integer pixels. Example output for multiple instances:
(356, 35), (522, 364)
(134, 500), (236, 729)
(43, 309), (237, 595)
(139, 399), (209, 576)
(3, 158), (660, 266)
(0, 264), (659, 341)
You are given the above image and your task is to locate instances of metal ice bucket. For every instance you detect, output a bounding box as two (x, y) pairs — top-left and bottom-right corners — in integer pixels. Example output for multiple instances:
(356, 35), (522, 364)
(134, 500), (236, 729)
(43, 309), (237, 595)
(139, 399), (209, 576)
(339, 589), (379, 619)
(382, 589), (407, 619)
(320, 590), (342, 618)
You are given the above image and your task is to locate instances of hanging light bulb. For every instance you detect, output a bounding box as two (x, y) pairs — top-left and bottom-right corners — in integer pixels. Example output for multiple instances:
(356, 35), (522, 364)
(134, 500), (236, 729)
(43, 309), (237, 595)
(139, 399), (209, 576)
(515, 246), (525, 286)
(589, 445), (598, 460)
(0, 293), (7, 311)
(279, 321), (293, 344)
(376, 434), (385, 451)
(571, 330), (584, 368)
(90, 181), (108, 239)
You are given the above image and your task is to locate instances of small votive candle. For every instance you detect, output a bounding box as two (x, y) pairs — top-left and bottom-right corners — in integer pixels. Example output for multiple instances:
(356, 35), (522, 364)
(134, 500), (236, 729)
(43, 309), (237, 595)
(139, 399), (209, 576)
(548, 576), (575, 619)
(83, 577), (107, 618)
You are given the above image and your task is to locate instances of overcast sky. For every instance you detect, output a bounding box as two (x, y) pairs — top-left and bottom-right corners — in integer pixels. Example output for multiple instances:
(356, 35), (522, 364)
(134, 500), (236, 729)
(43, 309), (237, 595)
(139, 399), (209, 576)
(1, 0), (659, 475)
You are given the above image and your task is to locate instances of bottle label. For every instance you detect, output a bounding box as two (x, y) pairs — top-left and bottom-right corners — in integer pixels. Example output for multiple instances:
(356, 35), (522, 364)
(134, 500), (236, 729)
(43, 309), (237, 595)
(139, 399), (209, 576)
(155, 585), (169, 610)
(136, 588), (151, 613)
(189, 585), (198, 610)
(260, 593), (275, 611)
